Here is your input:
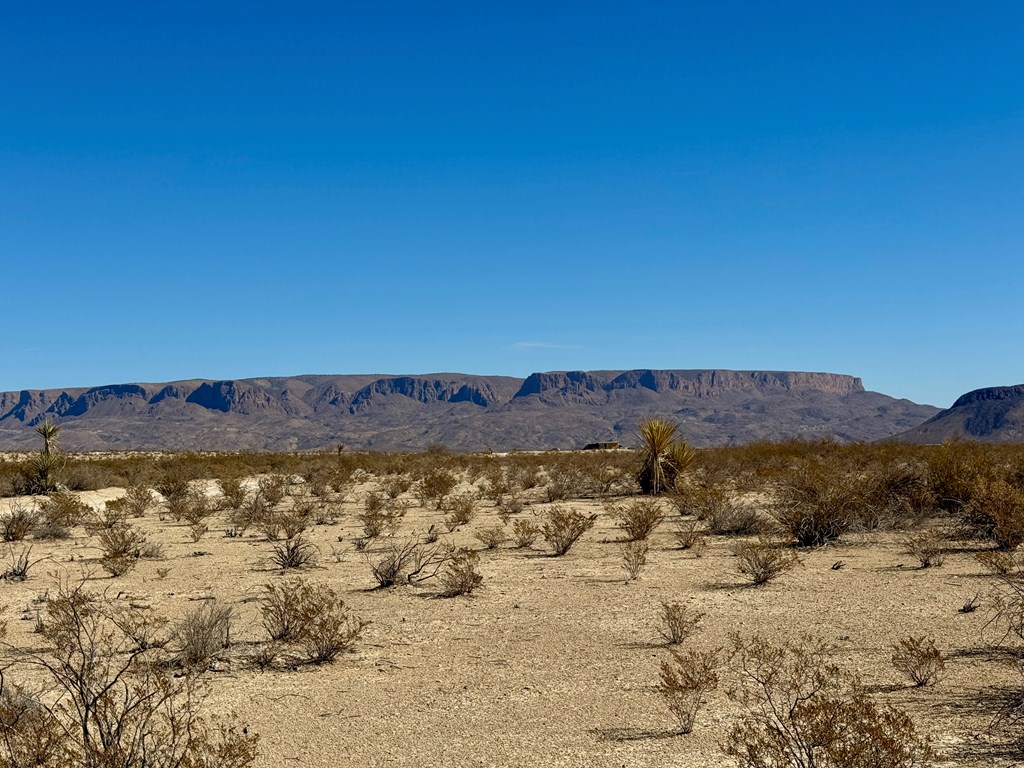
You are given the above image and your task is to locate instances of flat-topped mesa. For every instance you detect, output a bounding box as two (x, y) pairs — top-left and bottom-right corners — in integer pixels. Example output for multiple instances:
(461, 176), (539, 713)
(951, 385), (1024, 408)
(513, 369), (865, 401)
(0, 369), (933, 451)
(346, 377), (501, 411)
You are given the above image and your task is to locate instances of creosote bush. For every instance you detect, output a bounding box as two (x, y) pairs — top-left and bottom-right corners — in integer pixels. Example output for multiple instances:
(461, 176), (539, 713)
(733, 539), (799, 586)
(903, 530), (946, 568)
(474, 525), (508, 550)
(659, 648), (719, 734)
(0, 577), (258, 767)
(174, 601), (233, 669)
(511, 519), (541, 549)
(609, 498), (665, 541)
(621, 540), (648, 583)
(659, 601), (704, 646)
(439, 548), (484, 597)
(726, 634), (934, 767)
(541, 506), (597, 556)
(891, 636), (945, 687)
(259, 578), (368, 664)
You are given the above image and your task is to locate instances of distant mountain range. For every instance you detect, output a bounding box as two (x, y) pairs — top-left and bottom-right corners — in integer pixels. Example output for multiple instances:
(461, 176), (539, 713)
(0, 369), (940, 452)
(894, 385), (1024, 443)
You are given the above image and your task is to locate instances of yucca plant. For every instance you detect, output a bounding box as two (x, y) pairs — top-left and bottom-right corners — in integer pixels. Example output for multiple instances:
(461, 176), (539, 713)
(636, 418), (696, 495)
(26, 419), (65, 493)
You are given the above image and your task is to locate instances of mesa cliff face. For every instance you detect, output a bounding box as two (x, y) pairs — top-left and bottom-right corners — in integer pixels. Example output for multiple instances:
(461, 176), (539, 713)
(894, 385), (1024, 444)
(0, 369), (937, 451)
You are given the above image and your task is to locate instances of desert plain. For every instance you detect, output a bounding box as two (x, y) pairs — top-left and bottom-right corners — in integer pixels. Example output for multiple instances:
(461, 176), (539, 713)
(0, 443), (1021, 767)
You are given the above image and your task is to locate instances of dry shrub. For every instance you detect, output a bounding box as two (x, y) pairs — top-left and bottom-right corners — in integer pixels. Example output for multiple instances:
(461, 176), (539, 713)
(366, 540), (455, 588)
(271, 534), (318, 570)
(860, 461), (933, 528)
(174, 601), (233, 669)
(3, 544), (45, 581)
(672, 520), (707, 555)
(891, 636), (945, 687)
(726, 635), (934, 767)
(609, 498), (665, 541)
(474, 526), (508, 550)
(496, 494), (524, 524)
(960, 478), (1024, 550)
(97, 522), (147, 577)
(976, 549), (1023, 577)
(122, 484), (156, 517)
(659, 648), (719, 734)
(442, 493), (476, 531)
(260, 579), (369, 664)
(257, 474), (287, 508)
(621, 540), (648, 583)
(37, 492), (90, 528)
(541, 506), (597, 556)
(659, 601), (704, 646)
(416, 468), (458, 509)
(217, 476), (248, 510)
(687, 485), (765, 536)
(0, 504), (38, 542)
(772, 459), (864, 546)
(439, 549), (484, 597)
(511, 519), (541, 549)
(733, 539), (799, 586)
(903, 530), (946, 568)
(380, 474), (413, 499)
(3, 578), (258, 767)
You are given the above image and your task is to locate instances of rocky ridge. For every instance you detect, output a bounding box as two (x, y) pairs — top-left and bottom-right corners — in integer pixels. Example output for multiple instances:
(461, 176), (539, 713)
(0, 369), (939, 451)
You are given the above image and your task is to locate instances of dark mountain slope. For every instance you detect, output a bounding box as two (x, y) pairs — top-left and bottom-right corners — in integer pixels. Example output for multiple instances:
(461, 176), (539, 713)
(894, 385), (1024, 444)
(0, 370), (938, 451)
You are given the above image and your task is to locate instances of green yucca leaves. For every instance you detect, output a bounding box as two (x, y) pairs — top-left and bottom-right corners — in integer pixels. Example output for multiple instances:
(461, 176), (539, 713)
(637, 418), (695, 495)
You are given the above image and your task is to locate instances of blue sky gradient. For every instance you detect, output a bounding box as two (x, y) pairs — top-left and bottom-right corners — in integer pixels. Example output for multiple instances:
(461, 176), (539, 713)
(2, 3), (1021, 406)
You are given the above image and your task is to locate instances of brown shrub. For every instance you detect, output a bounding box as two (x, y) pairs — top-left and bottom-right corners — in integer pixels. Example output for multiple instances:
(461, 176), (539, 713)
(541, 506), (597, 556)
(733, 539), (799, 586)
(891, 636), (945, 687)
(609, 498), (665, 541)
(725, 635), (933, 767)
(439, 549), (484, 597)
(659, 648), (719, 734)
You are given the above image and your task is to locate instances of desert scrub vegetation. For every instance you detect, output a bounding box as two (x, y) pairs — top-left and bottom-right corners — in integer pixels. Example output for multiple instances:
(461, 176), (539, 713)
(658, 601), (704, 645)
(0, 577), (258, 766)
(725, 634), (934, 767)
(258, 578), (369, 665)
(366, 539), (458, 588)
(607, 498), (665, 541)
(891, 636), (946, 688)
(438, 548), (484, 597)
(733, 539), (800, 586)
(541, 505), (597, 556)
(659, 648), (719, 734)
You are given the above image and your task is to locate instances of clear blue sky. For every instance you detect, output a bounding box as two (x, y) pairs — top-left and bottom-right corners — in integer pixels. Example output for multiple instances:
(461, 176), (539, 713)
(2, 3), (1021, 407)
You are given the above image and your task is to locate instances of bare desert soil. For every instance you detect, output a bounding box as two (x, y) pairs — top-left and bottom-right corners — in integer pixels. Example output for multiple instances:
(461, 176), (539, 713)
(0, 476), (1019, 767)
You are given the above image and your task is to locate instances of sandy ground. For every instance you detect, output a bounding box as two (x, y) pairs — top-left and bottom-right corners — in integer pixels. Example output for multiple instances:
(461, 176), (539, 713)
(0, 477), (1019, 767)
